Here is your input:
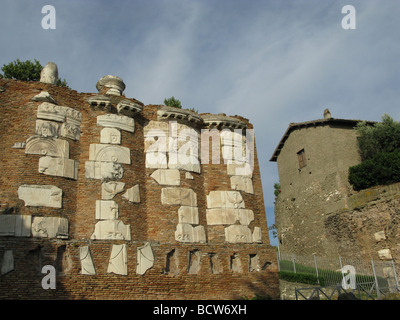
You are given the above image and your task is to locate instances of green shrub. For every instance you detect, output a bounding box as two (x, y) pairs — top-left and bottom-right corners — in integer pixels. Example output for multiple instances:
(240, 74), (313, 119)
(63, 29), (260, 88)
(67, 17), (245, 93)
(349, 151), (400, 190)
(1, 59), (42, 81)
(164, 96), (182, 109)
(279, 271), (325, 286)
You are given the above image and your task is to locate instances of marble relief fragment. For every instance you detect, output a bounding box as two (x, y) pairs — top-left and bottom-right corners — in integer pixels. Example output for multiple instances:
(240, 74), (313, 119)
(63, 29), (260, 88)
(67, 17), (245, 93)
(100, 128), (121, 145)
(89, 144), (131, 164)
(107, 244), (128, 275)
(18, 185), (62, 208)
(26, 136), (69, 158)
(79, 246), (96, 275)
(102, 181), (125, 200)
(161, 188), (197, 207)
(39, 156), (78, 180)
(31, 217), (68, 239)
(151, 169), (180, 186)
(95, 200), (119, 220)
(136, 242), (154, 275)
(90, 220), (131, 240)
(122, 185), (140, 203)
(85, 161), (124, 180)
(1, 250), (14, 275)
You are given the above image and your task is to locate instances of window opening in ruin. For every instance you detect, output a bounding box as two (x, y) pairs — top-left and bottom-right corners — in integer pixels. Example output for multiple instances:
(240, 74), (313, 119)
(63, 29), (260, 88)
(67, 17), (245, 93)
(209, 253), (223, 274)
(164, 249), (179, 276)
(187, 249), (201, 274)
(229, 253), (243, 273)
(249, 254), (260, 272)
(297, 149), (307, 169)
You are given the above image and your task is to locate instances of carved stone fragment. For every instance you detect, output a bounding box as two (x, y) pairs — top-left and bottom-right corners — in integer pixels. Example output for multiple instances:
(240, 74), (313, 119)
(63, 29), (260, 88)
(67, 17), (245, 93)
(40, 62), (58, 84)
(117, 100), (143, 118)
(60, 122), (80, 141)
(226, 162), (253, 177)
(107, 244), (128, 275)
(89, 144), (131, 164)
(31, 91), (57, 104)
(175, 223), (206, 243)
(161, 188), (197, 207)
(18, 184), (62, 208)
(97, 114), (134, 133)
(252, 227), (262, 243)
(100, 128), (121, 145)
(97, 75), (126, 96)
(178, 206), (199, 225)
(187, 250), (201, 274)
(90, 220), (131, 240)
(0, 215), (31, 237)
(85, 161), (124, 180)
(167, 153), (201, 173)
(1, 250), (14, 275)
(136, 242), (154, 275)
(79, 246), (96, 275)
(35, 120), (60, 138)
(206, 191), (245, 209)
(26, 136), (69, 158)
(95, 200), (119, 220)
(249, 254), (260, 272)
(86, 94), (112, 111)
(151, 169), (180, 186)
(102, 181), (125, 200)
(224, 225), (253, 243)
(39, 156), (79, 180)
(122, 185), (140, 203)
(230, 175), (254, 194)
(37, 102), (82, 124)
(145, 152), (168, 169)
(31, 217), (69, 239)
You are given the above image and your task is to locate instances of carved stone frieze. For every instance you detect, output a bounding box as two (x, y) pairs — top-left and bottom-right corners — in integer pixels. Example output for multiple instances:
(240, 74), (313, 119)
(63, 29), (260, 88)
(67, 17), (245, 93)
(161, 187), (197, 207)
(97, 114), (134, 133)
(91, 220), (131, 240)
(102, 181), (125, 200)
(26, 136), (69, 158)
(39, 156), (79, 180)
(95, 200), (119, 220)
(117, 100), (143, 118)
(175, 223), (206, 243)
(206, 190), (245, 209)
(107, 244), (128, 275)
(151, 169), (180, 186)
(100, 128), (121, 145)
(224, 225), (252, 243)
(136, 242), (154, 275)
(122, 185), (140, 203)
(89, 144), (131, 164)
(79, 246), (96, 275)
(85, 161), (124, 180)
(18, 184), (62, 208)
(35, 120), (60, 138)
(37, 102), (82, 125)
(31, 217), (69, 239)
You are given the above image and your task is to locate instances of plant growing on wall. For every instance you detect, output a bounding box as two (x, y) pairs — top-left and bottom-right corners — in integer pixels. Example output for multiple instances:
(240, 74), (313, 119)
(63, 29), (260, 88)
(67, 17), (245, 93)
(164, 96), (182, 109)
(349, 114), (400, 190)
(1, 59), (69, 88)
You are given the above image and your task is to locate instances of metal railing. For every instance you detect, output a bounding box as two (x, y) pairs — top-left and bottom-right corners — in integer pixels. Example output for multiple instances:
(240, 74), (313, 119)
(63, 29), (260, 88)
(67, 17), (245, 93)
(277, 249), (400, 299)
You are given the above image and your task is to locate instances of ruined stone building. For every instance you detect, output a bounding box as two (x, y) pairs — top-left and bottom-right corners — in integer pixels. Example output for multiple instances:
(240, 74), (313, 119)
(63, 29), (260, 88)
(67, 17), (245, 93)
(271, 110), (400, 264)
(0, 63), (279, 299)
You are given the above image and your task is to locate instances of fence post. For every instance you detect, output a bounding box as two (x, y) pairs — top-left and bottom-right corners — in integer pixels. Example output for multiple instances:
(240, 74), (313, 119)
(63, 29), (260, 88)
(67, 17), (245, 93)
(292, 254), (296, 273)
(313, 254), (320, 285)
(371, 259), (381, 299)
(391, 260), (399, 292)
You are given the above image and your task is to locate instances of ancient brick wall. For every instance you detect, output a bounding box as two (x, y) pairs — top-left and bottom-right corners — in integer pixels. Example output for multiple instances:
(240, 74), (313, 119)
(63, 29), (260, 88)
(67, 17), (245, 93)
(0, 76), (279, 300)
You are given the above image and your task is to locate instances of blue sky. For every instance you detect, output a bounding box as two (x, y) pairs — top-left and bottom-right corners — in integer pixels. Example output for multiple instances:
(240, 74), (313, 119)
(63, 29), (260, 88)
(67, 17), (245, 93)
(1, 0), (400, 246)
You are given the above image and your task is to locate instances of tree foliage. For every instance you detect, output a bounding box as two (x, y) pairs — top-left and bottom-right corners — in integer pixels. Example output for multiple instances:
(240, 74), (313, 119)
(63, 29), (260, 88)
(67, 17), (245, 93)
(1, 59), (42, 81)
(349, 114), (400, 190)
(355, 114), (400, 161)
(164, 96), (182, 109)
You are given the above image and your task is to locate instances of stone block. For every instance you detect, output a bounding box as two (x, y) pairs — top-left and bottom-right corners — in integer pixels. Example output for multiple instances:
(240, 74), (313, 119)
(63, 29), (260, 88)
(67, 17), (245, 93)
(95, 200), (119, 220)
(40, 62), (58, 84)
(224, 225), (253, 243)
(168, 154), (201, 173)
(378, 249), (392, 260)
(117, 100), (143, 118)
(252, 227), (262, 243)
(175, 223), (206, 243)
(136, 242), (154, 275)
(0, 215), (31, 237)
(122, 185), (140, 203)
(97, 114), (134, 133)
(145, 152), (168, 169)
(100, 128), (121, 145)
(89, 144), (131, 164)
(85, 161), (124, 180)
(35, 120), (60, 138)
(37, 102), (82, 124)
(1, 250), (14, 275)
(31, 91), (57, 104)
(226, 162), (253, 177)
(151, 169), (180, 186)
(90, 220), (131, 240)
(102, 181), (125, 200)
(31, 217), (68, 239)
(60, 122), (80, 141)
(206, 208), (254, 225)
(178, 206), (199, 224)
(161, 188), (197, 206)
(107, 244), (128, 275)
(206, 191), (245, 209)
(374, 231), (386, 242)
(18, 184), (62, 208)
(26, 136), (69, 158)
(230, 175), (254, 194)
(80, 246), (96, 275)
(39, 156), (79, 180)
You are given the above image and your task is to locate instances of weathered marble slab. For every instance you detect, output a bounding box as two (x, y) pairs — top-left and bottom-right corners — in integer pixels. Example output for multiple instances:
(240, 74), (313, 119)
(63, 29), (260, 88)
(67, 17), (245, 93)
(31, 91), (57, 104)
(100, 128), (121, 145)
(79, 246), (96, 275)
(95, 200), (119, 220)
(226, 162), (253, 177)
(252, 227), (262, 243)
(230, 175), (254, 194)
(90, 220), (131, 240)
(97, 114), (134, 133)
(39, 156), (78, 180)
(31, 217), (68, 239)
(175, 223), (206, 243)
(178, 206), (199, 225)
(206, 191), (245, 209)
(122, 185), (140, 203)
(89, 144), (131, 164)
(0, 215), (31, 237)
(167, 154), (201, 173)
(18, 184), (62, 208)
(35, 120), (60, 138)
(102, 181), (125, 200)
(26, 136), (69, 158)
(85, 161), (124, 180)
(224, 225), (253, 243)
(151, 169), (180, 186)
(60, 122), (80, 141)
(161, 188), (197, 206)
(136, 242), (154, 275)
(37, 102), (82, 124)
(206, 208), (254, 226)
(107, 244), (128, 275)
(145, 152), (168, 169)
(1, 250), (14, 275)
